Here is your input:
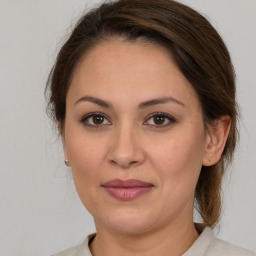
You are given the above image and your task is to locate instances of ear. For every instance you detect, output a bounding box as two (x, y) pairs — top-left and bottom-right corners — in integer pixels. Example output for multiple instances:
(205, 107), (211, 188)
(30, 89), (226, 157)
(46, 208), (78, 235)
(202, 116), (231, 166)
(59, 123), (68, 160)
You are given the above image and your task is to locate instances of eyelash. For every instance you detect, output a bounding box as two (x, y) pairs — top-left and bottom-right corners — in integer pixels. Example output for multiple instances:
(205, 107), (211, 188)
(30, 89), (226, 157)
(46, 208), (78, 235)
(80, 112), (176, 129)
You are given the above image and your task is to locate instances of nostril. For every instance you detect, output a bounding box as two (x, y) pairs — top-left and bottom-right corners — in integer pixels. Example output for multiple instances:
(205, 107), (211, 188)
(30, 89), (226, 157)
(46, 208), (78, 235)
(109, 159), (139, 169)
(110, 159), (117, 165)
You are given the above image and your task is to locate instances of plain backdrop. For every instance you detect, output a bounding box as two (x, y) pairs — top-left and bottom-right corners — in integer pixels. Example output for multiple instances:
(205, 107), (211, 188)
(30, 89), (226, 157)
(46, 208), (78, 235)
(0, 0), (255, 255)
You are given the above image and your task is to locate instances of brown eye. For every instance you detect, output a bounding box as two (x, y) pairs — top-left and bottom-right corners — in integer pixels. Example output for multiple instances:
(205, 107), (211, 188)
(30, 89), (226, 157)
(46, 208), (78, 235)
(145, 113), (175, 128)
(153, 115), (165, 125)
(92, 115), (104, 125)
(81, 113), (111, 128)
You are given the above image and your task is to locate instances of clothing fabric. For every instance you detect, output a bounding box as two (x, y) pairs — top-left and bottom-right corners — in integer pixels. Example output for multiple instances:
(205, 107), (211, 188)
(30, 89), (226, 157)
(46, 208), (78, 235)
(51, 227), (255, 256)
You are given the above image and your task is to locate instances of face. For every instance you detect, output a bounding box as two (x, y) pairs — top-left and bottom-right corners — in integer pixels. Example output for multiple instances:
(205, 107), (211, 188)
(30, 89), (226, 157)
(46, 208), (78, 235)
(63, 38), (210, 235)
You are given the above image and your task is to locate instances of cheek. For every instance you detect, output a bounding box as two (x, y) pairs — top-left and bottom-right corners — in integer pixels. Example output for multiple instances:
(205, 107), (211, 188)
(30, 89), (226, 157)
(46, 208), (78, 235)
(149, 128), (205, 195)
(65, 133), (107, 213)
(64, 122), (107, 199)
(67, 135), (104, 178)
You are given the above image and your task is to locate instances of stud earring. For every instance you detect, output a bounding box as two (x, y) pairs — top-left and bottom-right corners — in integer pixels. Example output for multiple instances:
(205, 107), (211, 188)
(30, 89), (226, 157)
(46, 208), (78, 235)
(64, 159), (70, 166)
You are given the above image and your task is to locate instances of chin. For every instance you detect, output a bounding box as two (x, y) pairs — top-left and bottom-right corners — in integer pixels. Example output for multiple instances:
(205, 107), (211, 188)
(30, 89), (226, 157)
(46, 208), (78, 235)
(108, 221), (154, 235)
(94, 208), (159, 235)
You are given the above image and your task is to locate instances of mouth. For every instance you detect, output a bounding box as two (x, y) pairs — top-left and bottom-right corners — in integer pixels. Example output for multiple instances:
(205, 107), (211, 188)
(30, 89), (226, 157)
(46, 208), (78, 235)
(102, 179), (154, 201)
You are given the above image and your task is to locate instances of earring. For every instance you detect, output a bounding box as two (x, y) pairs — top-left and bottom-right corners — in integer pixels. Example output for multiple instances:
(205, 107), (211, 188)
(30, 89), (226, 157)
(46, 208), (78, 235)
(64, 159), (70, 166)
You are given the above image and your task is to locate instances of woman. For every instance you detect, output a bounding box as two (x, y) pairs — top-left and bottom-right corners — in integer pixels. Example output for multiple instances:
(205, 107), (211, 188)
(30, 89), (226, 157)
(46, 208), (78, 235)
(46, 0), (255, 255)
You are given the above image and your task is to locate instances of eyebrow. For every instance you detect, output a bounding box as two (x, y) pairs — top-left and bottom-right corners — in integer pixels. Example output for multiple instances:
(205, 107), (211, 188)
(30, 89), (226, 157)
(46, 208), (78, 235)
(75, 96), (112, 108)
(75, 95), (185, 108)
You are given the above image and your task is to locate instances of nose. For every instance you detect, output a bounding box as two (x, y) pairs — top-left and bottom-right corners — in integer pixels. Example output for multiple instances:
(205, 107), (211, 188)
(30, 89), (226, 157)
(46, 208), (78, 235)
(108, 123), (145, 169)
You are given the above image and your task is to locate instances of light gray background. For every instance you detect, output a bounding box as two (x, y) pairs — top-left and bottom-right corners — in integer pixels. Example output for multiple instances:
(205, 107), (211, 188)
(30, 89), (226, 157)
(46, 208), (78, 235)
(0, 0), (255, 255)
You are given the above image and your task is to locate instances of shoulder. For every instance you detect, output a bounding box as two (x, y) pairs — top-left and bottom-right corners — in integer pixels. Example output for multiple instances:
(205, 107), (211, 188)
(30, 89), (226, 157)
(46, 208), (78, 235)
(51, 234), (95, 256)
(184, 227), (255, 256)
(207, 237), (256, 256)
(51, 244), (79, 256)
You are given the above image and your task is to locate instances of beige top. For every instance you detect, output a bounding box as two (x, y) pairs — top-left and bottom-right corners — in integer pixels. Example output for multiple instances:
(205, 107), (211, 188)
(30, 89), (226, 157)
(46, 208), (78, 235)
(52, 227), (255, 256)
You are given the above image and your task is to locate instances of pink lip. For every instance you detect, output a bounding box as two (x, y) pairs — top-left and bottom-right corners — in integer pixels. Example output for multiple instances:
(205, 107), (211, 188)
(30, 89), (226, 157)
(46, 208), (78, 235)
(102, 179), (153, 200)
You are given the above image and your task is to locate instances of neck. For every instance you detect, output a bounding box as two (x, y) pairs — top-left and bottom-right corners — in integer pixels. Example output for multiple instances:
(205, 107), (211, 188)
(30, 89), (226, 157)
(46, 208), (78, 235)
(90, 219), (199, 256)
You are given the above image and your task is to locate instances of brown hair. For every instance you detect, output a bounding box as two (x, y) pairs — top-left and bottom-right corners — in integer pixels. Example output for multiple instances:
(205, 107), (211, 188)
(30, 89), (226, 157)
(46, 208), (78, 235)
(46, 0), (237, 231)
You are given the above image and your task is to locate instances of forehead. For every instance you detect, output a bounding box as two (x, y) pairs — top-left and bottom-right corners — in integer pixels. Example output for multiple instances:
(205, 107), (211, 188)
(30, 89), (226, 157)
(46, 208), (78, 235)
(68, 38), (200, 109)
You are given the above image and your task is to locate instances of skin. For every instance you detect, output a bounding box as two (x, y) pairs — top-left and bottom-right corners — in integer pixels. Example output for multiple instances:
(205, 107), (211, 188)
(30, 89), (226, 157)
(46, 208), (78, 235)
(62, 37), (230, 256)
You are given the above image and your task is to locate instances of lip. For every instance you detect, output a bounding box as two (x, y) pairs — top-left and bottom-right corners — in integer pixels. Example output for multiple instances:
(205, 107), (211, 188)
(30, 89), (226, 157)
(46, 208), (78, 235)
(102, 179), (154, 201)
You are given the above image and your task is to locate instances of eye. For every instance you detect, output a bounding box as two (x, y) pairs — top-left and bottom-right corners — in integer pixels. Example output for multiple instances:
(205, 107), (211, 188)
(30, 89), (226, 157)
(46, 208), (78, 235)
(145, 112), (175, 128)
(81, 113), (111, 128)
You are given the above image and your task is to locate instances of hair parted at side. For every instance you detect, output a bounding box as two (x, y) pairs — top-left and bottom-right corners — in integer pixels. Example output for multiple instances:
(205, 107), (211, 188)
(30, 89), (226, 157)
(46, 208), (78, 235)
(45, 0), (238, 231)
